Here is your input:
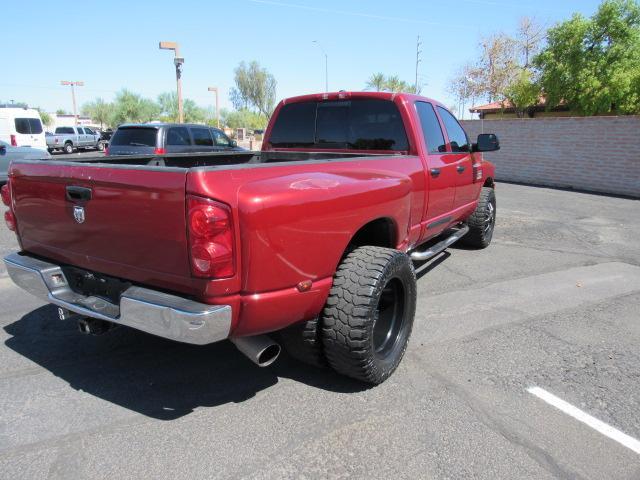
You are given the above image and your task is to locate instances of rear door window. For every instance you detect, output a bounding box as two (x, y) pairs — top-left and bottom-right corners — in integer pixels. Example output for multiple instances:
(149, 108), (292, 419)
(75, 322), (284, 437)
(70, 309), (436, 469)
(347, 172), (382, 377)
(269, 99), (408, 151)
(166, 127), (192, 145)
(15, 118), (31, 134)
(191, 127), (213, 146)
(415, 102), (446, 153)
(437, 107), (470, 152)
(110, 127), (158, 147)
(28, 118), (43, 134)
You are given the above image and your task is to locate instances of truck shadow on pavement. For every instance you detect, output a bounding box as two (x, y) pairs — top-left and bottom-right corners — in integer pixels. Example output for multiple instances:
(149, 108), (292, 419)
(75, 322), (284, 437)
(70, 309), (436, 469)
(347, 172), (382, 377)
(4, 305), (368, 421)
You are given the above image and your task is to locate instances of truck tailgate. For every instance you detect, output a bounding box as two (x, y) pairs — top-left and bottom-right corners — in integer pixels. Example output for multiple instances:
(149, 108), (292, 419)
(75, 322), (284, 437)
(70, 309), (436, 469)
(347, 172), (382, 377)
(10, 162), (191, 288)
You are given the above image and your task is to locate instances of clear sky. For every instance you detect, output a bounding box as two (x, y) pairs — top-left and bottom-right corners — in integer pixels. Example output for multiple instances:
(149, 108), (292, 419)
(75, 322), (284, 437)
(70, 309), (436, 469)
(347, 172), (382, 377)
(2, 0), (602, 116)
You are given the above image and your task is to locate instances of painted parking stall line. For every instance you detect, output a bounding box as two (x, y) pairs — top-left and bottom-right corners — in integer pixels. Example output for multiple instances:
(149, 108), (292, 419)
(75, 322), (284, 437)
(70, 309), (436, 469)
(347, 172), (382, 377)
(528, 386), (640, 455)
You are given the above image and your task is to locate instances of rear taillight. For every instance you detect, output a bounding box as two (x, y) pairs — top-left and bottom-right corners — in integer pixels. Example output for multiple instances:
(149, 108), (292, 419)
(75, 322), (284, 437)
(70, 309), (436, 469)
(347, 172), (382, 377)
(187, 195), (235, 278)
(1, 184), (10, 206)
(104, 146), (109, 155)
(10, 135), (17, 147)
(154, 147), (166, 155)
(2, 182), (15, 231)
(4, 211), (15, 231)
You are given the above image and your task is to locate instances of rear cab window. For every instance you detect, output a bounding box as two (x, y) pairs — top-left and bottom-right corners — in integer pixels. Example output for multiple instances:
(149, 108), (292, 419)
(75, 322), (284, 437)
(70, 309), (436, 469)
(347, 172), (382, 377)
(110, 127), (158, 147)
(269, 99), (408, 151)
(55, 127), (75, 134)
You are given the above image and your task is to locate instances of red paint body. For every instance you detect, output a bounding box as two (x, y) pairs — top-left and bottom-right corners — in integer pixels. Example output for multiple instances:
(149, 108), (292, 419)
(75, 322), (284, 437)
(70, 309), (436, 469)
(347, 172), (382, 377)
(7, 92), (494, 338)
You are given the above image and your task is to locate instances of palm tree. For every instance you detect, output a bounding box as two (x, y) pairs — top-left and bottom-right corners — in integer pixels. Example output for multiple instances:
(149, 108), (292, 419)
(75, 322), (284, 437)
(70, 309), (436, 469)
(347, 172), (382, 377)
(366, 73), (387, 91)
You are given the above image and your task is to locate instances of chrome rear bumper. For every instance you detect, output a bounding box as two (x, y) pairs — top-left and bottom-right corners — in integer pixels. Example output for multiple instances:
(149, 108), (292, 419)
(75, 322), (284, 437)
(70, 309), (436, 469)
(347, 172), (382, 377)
(3, 252), (232, 345)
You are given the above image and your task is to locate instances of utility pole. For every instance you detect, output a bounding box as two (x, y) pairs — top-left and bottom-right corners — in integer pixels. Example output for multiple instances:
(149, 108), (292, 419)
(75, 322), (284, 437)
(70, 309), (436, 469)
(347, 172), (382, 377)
(207, 87), (220, 128)
(159, 41), (184, 123)
(60, 81), (84, 125)
(414, 36), (422, 94)
(312, 40), (328, 92)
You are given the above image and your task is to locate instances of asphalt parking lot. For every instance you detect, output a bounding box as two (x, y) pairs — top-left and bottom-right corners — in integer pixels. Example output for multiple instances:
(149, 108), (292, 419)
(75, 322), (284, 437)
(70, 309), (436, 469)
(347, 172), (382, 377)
(0, 183), (639, 479)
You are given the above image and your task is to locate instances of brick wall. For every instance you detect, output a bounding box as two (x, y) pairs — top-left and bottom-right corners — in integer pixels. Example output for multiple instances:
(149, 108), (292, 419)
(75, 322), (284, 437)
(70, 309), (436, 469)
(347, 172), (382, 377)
(460, 116), (640, 198)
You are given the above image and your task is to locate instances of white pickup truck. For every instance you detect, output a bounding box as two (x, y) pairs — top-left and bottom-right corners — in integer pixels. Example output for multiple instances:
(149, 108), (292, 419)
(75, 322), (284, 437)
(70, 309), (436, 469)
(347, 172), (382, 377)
(46, 126), (105, 154)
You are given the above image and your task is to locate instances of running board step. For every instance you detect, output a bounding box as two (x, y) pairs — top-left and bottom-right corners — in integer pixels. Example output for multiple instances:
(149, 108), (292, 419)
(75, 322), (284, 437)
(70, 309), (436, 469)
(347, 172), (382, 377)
(409, 225), (469, 262)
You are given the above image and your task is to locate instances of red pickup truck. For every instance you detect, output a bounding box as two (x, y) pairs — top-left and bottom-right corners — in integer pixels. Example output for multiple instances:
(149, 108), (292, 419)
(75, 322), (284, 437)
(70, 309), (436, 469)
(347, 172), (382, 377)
(1, 91), (499, 384)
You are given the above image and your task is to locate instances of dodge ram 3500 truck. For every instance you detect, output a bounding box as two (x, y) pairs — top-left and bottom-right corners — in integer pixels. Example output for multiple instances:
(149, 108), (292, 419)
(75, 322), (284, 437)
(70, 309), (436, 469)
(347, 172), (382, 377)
(1, 92), (499, 384)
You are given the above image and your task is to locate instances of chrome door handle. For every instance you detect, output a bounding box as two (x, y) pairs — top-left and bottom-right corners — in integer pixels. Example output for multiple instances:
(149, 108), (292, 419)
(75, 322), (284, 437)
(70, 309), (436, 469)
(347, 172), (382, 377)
(430, 168), (440, 177)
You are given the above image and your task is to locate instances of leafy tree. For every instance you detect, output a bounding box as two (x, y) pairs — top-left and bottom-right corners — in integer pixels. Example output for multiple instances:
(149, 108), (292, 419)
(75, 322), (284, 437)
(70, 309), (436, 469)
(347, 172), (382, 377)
(535, 0), (640, 115)
(447, 64), (484, 118)
(366, 73), (387, 91)
(219, 108), (268, 130)
(229, 61), (277, 118)
(476, 33), (520, 101)
(504, 70), (540, 116)
(81, 98), (113, 129)
(35, 108), (53, 127)
(157, 91), (207, 123)
(55, 109), (68, 115)
(364, 74), (418, 93)
(109, 89), (160, 126)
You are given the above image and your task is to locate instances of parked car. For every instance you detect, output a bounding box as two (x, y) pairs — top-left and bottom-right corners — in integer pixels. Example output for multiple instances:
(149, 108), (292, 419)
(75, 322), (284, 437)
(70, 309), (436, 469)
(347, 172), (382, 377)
(0, 107), (47, 151)
(0, 140), (50, 184)
(1, 91), (499, 384)
(99, 128), (114, 143)
(47, 126), (105, 154)
(106, 123), (244, 156)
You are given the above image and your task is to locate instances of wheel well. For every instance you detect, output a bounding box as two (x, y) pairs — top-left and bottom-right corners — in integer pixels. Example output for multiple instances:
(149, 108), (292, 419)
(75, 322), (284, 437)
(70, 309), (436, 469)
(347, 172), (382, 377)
(348, 218), (396, 251)
(483, 177), (495, 188)
(64, 140), (73, 145)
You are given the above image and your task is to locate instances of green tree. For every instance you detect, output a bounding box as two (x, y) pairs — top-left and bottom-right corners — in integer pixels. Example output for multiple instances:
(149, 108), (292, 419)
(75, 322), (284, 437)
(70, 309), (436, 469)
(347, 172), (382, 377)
(219, 108), (268, 130)
(55, 109), (68, 115)
(109, 89), (160, 126)
(35, 108), (53, 127)
(157, 91), (207, 123)
(366, 73), (387, 91)
(535, 0), (640, 115)
(504, 70), (540, 117)
(81, 98), (113, 129)
(229, 61), (277, 118)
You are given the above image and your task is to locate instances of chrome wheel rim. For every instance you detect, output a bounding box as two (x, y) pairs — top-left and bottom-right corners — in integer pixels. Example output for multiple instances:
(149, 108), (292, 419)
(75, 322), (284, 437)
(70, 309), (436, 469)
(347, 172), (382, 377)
(484, 201), (495, 236)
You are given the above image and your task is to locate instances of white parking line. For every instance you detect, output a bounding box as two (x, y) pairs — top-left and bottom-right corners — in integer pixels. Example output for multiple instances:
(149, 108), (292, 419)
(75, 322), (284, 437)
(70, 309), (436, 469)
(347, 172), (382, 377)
(528, 386), (640, 455)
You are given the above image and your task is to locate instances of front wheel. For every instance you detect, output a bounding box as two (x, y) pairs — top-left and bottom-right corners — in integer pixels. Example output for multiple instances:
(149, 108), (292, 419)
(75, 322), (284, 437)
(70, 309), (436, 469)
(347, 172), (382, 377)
(321, 246), (416, 384)
(63, 142), (74, 154)
(461, 187), (496, 248)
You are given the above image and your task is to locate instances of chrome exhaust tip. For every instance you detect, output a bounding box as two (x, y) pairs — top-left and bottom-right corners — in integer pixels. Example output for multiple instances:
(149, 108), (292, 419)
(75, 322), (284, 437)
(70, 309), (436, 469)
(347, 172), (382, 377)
(231, 335), (281, 367)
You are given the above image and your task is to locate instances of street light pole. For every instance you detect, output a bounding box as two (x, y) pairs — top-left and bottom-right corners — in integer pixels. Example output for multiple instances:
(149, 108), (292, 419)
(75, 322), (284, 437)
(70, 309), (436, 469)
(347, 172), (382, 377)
(60, 81), (84, 125)
(159, 41), (184, 123)
(312, 40), (328, 92)
(208, 87), (220, 128)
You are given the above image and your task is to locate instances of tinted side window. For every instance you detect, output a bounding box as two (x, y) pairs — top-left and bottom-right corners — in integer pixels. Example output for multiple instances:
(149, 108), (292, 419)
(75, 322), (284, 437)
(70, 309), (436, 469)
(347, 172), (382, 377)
(166, 127), (192, 145)
(191, 128), (213, 146)
(77, 127), (85, 134)
(437, 107), (469, 152)
(84, 127), (94, 134)
(269, 102), (316, 147)
(415, 102), (446, 153)
(211, 129), (231, 147)
(29, 118), (43, 134)
(15, 118), (31, 134)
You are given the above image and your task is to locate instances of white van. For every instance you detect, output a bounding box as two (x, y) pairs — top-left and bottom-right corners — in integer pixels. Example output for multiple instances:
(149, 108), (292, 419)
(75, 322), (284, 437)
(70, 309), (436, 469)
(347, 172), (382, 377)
(0, 107), (47, 151)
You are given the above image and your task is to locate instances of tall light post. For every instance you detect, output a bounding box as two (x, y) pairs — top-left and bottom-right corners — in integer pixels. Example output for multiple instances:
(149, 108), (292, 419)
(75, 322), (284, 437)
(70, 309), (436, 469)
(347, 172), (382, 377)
(60, 80), (84, 125)
(312, 40), (328, 92)
(159, 41), (184, 123)
(207, 87), (220, 128)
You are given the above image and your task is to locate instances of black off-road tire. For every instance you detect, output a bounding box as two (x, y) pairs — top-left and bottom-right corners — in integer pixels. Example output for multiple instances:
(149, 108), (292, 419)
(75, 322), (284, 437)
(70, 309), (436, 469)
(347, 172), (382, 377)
(321, 246), (416, 384)
(279, 317), (326, 368)
(461, 186), (496, 249)
(64, 142), (74, 154)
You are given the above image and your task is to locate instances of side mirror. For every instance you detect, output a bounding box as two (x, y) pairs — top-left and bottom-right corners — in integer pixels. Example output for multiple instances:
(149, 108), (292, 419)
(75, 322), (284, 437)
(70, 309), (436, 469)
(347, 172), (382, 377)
(0, 145), (6, 155)
(230, 140), (238, 148)
(474, 133), (500, 152)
